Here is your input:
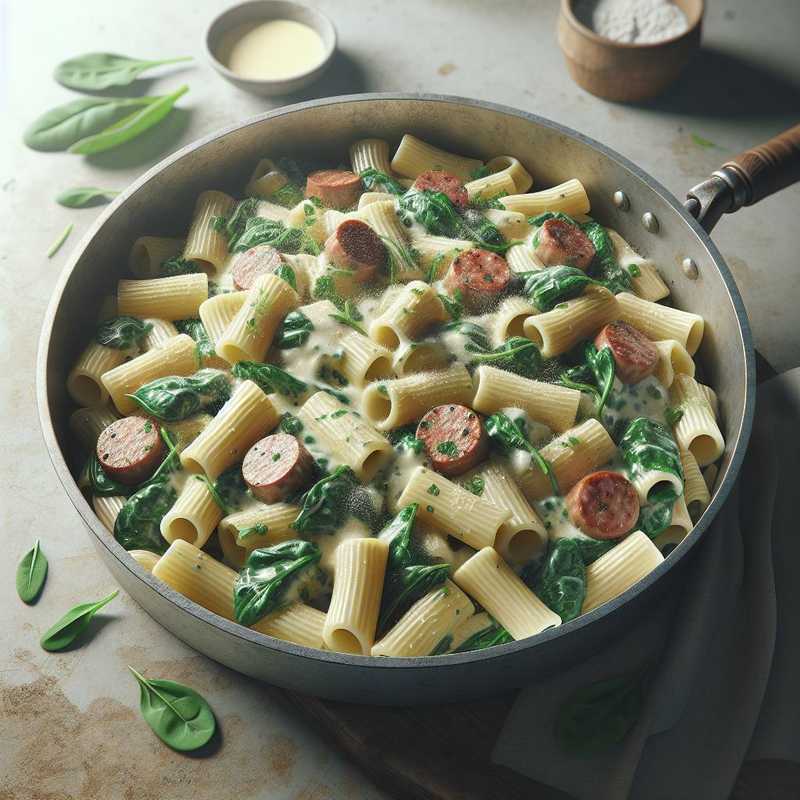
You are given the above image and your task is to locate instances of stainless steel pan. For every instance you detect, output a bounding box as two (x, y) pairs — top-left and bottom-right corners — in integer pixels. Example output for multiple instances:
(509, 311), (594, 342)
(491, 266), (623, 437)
(37, 95), (797, 705)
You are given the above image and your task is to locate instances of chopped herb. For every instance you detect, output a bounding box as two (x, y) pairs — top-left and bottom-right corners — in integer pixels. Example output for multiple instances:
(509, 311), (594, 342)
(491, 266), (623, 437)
(435, 441), (459, 457)
(427, 484), (440, 496)
(463, 476), (485, 496)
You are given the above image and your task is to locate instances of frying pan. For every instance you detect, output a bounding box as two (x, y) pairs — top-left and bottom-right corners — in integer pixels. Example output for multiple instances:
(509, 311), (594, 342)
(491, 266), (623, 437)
(36, 95), (798, 704)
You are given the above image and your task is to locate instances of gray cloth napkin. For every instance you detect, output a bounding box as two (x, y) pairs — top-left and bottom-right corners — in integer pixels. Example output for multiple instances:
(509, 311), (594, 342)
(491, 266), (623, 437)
(492, 368), (800, 800)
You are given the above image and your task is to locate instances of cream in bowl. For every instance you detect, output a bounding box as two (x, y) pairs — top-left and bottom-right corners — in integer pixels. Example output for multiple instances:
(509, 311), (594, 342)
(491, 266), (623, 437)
(206, 1), (336, 96)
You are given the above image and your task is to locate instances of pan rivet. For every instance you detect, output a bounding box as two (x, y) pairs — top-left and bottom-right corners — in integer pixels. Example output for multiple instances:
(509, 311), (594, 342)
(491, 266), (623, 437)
(613, 190), (630, 210)
(682, 257), (699, 279)
(642, 212), (659, 233)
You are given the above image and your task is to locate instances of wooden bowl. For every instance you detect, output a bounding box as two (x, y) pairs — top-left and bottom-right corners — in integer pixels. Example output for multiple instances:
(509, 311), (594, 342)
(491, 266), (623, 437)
(557, 0), (704, 102)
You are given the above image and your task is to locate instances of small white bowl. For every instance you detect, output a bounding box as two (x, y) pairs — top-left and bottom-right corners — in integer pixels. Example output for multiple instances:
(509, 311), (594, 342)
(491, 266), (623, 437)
(205, 0), (337, 96)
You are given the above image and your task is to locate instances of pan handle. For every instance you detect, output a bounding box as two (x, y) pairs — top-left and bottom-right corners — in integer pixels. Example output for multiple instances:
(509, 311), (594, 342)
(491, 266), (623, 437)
(685, 123), (800, 232)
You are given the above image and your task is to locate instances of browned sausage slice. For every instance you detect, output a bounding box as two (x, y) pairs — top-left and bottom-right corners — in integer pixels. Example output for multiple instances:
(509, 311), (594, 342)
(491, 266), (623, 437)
(96, 416), (165, 486)
(412, 170), (468, 210)
(443, 248), (511, 312)
(231, 244), (283, 291)
(242, 433), (315, 503)
(595, 321), (659, 384)
(305, 169), (363, 209)
(416, 404), (488, 477)
(324, 219), (387, 283)
(566, 471), (639, 540)
(534, 218), (596, 269)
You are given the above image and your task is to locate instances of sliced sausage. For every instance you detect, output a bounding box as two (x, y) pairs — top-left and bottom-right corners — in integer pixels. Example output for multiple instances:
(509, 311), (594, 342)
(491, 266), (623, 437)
(412, 170), (468, 210)
(305, 169), (363, 209)
(96, 415), (164, 486)
(324, 219), (387, 283)
(242, 433), (315, 503)
(566, 471), (639, 540)
(595, 320), (659, 384)
(443, 248), (511, 312)
(534, 218), (596, 269)
(416, 404), (488, 477)
(231, 244), (283, 291)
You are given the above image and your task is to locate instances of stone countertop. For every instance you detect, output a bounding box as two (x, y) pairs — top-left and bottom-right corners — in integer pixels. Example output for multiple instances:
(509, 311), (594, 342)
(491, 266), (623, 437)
(1, 1), (798, 798)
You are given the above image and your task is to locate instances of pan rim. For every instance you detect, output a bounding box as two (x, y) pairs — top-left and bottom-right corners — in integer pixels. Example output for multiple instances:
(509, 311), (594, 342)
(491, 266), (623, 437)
(36, 92), (756, 671)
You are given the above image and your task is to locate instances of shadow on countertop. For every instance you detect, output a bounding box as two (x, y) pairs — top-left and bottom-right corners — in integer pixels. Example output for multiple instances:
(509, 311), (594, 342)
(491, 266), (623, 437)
(639, 45), (800, 118)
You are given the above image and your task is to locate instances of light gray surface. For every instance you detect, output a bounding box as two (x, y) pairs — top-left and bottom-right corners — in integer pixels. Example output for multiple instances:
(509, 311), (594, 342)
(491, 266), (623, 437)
(1, 1), (798, 798)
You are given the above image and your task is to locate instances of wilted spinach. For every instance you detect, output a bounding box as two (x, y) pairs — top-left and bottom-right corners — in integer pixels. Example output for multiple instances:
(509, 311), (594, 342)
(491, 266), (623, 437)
(160, 256), (198, 276)
(274, 310), (314, 349)
(524, 266), (599, 312)
(329, 300), (366, 335)
(232, 360), (308, 399)
(213, 467), (249, 512)
(232, 217), (319, 255)
(95, 316), (152, 349)
(130, 369), (230, 421)
(485, 412), (559, 495)
(637, 487), (679, 539)
(559, 342), (616, 417)
(377, 504), (450, 635)
(582, 220), (631, 295)
(114, 482), (175, 554)
(453, 617), (512, 652)
(175, 318), (216, 363)
(388, 426), (424, 455)
(533, 538), (586, 622)
(233, 540), (322, 626)
(470, 337), (541, 378)
(291, 466), (357, 535)
(221, 197), (260, 249)
(359, 167), (405, 195)
(619, 417), (683, 489)
(88, 453), (131, 497)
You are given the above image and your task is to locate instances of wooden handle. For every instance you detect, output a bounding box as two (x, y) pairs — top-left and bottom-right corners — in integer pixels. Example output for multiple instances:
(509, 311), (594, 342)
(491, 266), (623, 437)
(722, 123), (800, 205)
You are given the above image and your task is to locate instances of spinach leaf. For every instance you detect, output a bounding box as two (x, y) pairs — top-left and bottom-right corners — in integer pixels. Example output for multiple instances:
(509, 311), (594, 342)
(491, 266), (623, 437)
(469, 337), (542, 379)
(274, 263), (297, 291)
(559, 342), (616, 417)
(128, 666), (216, 752)
(56, 186), (119, 208)
(231, 360), (308, 399)
(377, 504), (450, 635)
(453, 617), (512, 652)
(312, 273), (348, 309)
(534, 539), (586, 622)
(430, 634), (454, 655)
(233, 540), (322, 626)
(389, 426), (424, 455)
(269, 183), (305, 208)
(637, 487), (678, 539)
(444, 320), (493, 353)
(16, 539), (48, 604)
(279, 413), (304, 436)
(582, 220), (631, 295)
(47, 224), (73, 258)
(69, 85), (189, 155)
(555, 668), (648, 755)
(160, 255), (198, 276)
(24, 95), (158, 151)
(130, 369), (230, 421)
(40, 590), (118, 651)
(329, 300), (366, 335)
(359, 167), (405, 196)
(54, 52), (192, 90)
(291, 466), (357, 535)
(459, 208), (506, 253)
(141, 427), (182, 488)
(524, 266), (598, 312)
(274, 310), (313, 349)
(485, 412), (559, 495)
(232, 217), (319, 255)
(88, 453), (131, 497)
(575, 537), (616, 565)
(213, 467), (249, 512)
(438, 290), (463, 321)
(114, 482), (175, 554)
(95, 316), (152, 349)
(619, 417), (683, 487)
(222, 197), (259, 249)
(174, 318), (216, 363)
(381, 235), (419, 284)
(528, 211), (579, 227)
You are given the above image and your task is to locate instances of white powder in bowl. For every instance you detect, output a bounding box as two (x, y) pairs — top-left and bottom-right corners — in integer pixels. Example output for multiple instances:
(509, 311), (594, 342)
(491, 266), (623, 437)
(573, 0), (689, 44)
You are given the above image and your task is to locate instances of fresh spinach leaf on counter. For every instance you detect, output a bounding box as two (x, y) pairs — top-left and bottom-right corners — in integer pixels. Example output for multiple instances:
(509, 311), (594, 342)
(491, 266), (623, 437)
(233, 540), (322, 626)
(291, 466), (357, 535)
(16, 539), (48, 604)
(274, 310), (313, 349)
(524, 266), (599, 312)
(95, 316), (152, 349)
(56, 186), (119, 208)
(40, 590), (118, 652)
(174, 318), (216, 364)
(232, 360), (308, 399)
(129, 369), (231, 421)
(555, 667), (649, 755)
(377, 504), (450, 636)
(533, 538), (586, 622)
(114, 482), (175, 554)
(559, 342), (616, 417)
(128, 666), (216, 752)
(618, 417), (683, 487)
(485, 412), (559, 496)
(54, 52), (192, 91)
(453, 617), (512, 652)
(160, 255), (199, 276)
(359, 167), (405, 196)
